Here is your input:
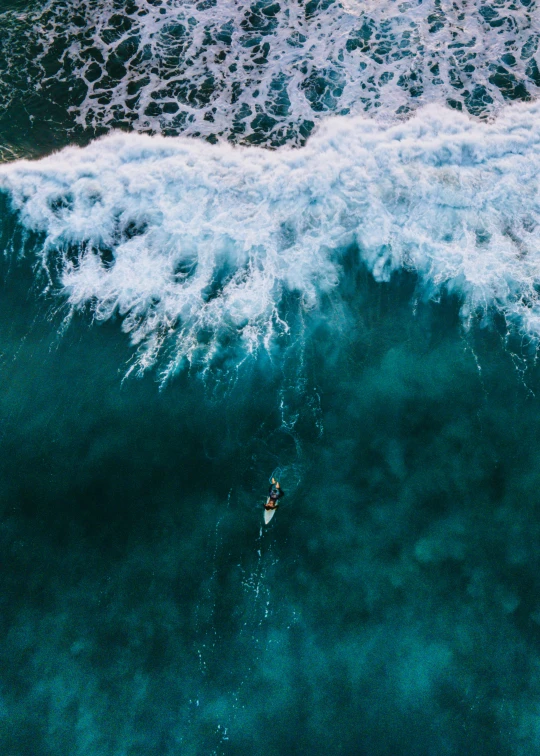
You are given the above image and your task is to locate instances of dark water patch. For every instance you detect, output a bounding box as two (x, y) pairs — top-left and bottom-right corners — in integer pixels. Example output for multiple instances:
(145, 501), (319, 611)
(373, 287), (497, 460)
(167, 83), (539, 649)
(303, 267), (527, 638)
(1, 245), (540, 752)
(0, 0), (44, 9)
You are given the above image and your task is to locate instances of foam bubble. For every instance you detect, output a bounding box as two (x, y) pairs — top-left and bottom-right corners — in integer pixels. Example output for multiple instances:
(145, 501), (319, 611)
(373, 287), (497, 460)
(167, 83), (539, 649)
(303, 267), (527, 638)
(2, 102), (540, 376)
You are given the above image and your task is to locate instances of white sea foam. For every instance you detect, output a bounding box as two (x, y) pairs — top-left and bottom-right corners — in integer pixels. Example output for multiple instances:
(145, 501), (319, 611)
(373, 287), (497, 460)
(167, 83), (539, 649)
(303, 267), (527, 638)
(1, 0), (539, 146)
(1, 102), (540, 375)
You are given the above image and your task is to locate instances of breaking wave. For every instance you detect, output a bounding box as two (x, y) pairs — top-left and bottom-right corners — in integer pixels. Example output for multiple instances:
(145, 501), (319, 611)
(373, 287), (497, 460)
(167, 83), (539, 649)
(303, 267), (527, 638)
(1, 102), (540, 377)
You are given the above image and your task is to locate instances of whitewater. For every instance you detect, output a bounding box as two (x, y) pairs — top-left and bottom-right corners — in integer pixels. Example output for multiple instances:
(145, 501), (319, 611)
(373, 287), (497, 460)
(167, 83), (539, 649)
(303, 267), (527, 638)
(2, 101), (540, 376)
(2, 0), (539, 148)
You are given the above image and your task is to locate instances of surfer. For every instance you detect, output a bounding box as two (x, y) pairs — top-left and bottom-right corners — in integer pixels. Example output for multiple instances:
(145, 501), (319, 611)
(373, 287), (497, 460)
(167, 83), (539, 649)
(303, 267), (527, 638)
(265, 478), (283, 510)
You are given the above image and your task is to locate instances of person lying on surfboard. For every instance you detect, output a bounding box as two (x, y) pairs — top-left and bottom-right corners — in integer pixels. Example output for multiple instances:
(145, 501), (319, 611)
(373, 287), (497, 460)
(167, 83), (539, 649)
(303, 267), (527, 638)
(265, 478), (284, 510)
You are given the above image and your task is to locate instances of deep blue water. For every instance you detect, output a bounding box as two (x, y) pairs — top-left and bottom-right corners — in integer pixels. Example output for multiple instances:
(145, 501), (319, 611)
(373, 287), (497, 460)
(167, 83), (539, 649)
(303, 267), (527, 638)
(1, 1), (540, 754)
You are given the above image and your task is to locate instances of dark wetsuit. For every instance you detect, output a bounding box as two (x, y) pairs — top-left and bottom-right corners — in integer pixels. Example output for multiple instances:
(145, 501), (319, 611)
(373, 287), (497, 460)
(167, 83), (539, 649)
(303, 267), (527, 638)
(267, 484), (284, 507)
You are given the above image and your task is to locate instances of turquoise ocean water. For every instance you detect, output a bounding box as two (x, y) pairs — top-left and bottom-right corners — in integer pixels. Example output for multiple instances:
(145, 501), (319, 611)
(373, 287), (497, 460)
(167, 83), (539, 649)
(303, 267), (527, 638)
(2, 1), (540, 754)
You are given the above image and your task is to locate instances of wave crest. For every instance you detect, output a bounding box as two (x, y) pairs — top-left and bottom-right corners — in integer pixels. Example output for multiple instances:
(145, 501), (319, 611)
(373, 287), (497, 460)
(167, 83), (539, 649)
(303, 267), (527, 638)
(2, 103), (540, 376)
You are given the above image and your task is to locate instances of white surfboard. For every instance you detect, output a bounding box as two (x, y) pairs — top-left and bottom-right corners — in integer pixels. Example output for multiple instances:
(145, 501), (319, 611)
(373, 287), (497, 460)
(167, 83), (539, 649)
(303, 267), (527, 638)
(264, 499), (277, 524)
